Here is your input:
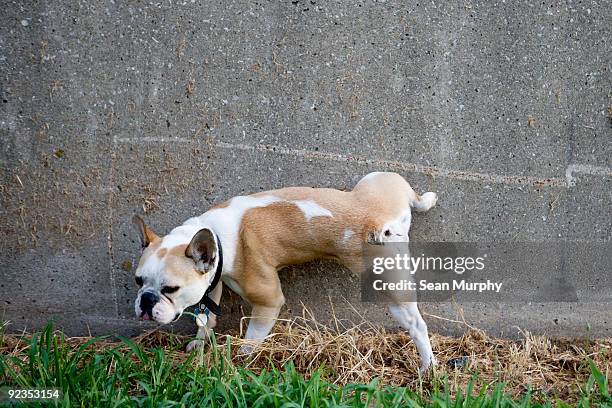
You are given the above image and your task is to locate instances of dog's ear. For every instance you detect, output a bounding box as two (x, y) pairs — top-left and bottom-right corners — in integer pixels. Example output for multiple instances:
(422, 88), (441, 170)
(132, 215), (160, 249)
(185, 228), (218, 274)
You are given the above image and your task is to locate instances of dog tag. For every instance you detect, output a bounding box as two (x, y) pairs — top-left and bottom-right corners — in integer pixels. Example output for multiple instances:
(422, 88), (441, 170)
(195, 312), (208, 327)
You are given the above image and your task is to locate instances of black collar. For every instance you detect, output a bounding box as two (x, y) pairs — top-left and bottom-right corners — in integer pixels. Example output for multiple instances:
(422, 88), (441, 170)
(199, 233), (223, 316)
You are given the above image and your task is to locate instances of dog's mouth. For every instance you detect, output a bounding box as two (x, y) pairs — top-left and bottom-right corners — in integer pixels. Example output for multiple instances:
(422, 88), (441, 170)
(139, 311), (181, 323)
(170, 311), (182, 323)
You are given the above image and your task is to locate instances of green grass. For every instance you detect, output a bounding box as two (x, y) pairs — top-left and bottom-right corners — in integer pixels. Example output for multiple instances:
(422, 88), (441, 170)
(0, 323), (610, 407)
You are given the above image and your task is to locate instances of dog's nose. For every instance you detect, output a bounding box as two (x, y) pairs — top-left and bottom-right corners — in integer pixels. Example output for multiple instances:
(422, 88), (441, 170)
(140, 291), (159, 317)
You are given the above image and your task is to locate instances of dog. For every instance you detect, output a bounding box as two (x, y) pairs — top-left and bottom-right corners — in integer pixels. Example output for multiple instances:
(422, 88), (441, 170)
(132, 171), (438, 372)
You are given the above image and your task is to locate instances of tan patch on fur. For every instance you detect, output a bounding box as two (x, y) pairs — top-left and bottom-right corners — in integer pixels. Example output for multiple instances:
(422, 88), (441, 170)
(149, 238), (162, 250)
(162, 244), (201, 284)
(156, 248), (168, 258)
(169, 244), (188, 257)
(166, 244), (198, 281)
(144, 226), (160, 245)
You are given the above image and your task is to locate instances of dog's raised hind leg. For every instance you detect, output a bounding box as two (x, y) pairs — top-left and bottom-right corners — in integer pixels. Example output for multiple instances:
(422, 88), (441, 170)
(389, 302), (436, 373)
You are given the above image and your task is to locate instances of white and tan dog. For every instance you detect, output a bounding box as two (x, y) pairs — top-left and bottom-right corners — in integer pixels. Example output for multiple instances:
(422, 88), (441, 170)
(132, 171), (438, 372)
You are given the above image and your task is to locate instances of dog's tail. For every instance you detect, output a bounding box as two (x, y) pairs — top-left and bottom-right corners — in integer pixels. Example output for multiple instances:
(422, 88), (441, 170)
(407, 186), (438, 212)
(355, 172), (438, 212)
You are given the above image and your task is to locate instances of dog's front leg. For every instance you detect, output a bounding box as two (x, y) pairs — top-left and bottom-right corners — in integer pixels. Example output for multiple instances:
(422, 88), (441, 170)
(186, 325), (210, 352)
(186, 282), (223, 352)
(239, 304), (283, 354)
(236, 266), (285, 354)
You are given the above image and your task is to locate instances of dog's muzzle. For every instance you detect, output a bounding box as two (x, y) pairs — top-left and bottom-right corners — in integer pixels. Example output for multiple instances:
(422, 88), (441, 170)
(140, 291), (159, 320)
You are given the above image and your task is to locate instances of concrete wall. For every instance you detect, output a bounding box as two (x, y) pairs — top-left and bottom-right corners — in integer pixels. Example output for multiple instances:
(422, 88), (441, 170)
(1, 0), (610, 338)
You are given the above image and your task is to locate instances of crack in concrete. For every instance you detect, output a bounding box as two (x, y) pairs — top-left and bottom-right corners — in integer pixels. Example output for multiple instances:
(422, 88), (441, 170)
(106, 150), (119, 318)
(565, 164), (612, 187)
(112, 136), (611, 188)
(215, 141), (569, 187)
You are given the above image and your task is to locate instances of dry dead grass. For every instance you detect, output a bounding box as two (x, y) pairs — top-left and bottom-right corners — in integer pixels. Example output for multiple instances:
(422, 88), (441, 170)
(225, 308), (611, 401)
(2, 308), (610, 402)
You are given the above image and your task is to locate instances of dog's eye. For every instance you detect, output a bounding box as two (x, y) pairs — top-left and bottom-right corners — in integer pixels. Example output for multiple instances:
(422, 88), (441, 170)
(135, 276), (143, 287)
(161, 286), (179, 294)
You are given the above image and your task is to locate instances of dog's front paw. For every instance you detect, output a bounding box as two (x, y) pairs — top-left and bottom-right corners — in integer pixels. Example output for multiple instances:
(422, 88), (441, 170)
(186, 339), (206, 352)
(239, 343), (255, 355)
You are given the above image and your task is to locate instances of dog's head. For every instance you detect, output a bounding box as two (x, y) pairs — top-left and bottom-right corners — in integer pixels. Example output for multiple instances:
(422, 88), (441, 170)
(131, 215), (220, 324)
